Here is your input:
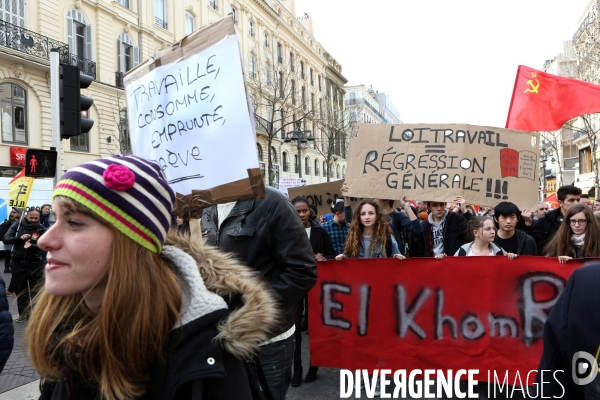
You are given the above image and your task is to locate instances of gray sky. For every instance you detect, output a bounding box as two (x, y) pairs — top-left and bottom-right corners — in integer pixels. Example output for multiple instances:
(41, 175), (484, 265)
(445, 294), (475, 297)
(295, 0), (591, 128)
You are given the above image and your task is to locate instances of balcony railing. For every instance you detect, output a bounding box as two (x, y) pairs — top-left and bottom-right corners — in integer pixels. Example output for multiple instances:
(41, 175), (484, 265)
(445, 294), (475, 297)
(63, 52), (96, 79)
(255, 114), (273, 133)
(0, 19), (97, 80)
(0, 18), (68, 62)
(155, 17), (168, 30)
(345, 98), (388, 123)
(573, 13), (596, 43)
(116, 72), (124, 89)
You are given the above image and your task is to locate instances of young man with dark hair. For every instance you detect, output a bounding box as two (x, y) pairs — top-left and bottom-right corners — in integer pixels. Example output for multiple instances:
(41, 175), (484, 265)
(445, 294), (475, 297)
(322, 201), (350, 255)
(532, 185), (581, 254)
(493, 202), (537, 256)
(594, 199), (600, 212)
(418, 197), (472, 259)
(579, 194), (592, 209)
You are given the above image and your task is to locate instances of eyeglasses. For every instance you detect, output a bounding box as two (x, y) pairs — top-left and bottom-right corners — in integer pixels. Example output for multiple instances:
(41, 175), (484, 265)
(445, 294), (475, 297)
(568, 219), (587, 226)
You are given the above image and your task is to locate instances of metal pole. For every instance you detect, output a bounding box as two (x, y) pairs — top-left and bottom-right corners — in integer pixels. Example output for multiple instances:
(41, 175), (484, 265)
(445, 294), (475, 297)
(50, 49), (61, 187)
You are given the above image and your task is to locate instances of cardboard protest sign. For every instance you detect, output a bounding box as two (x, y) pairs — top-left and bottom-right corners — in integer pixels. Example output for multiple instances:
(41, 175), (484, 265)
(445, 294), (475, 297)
(278, 177), (306, 197)
(345, 124), (539, 209)
(124, 17), (265, 216)
(287, 179), (367, 216)
(308, 256), (580, 383)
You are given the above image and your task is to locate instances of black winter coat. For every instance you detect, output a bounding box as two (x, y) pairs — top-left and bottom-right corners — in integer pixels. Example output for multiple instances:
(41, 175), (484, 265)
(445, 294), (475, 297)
(418, 212), (471, 257)
(201, 187), (317, 335)
(531, 208), (563, 255)
(493, 229), (538, 256)
(3, 220), (46, 263)
(0, 276), (13, 374)
(0, 219), (16, 245)
(309, 220), (336, 260)
(537, 262), (600, 399)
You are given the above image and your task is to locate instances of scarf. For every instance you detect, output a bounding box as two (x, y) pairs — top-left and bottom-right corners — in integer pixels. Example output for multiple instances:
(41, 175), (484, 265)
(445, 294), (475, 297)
(571, 233), (585, 248)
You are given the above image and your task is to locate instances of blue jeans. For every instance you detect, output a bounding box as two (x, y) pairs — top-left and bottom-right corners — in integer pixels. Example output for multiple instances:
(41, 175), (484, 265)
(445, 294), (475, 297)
(258, 334), (294, 400)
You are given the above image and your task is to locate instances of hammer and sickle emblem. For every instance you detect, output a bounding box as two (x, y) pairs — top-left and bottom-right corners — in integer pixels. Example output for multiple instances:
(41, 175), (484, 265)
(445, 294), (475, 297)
(523, 79), (540, 94)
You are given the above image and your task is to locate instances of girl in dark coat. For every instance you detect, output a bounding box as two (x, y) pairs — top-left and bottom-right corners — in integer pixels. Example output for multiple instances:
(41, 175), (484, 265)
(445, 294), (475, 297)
(290, 196), (336, 386)
(27, 156), (277, 400)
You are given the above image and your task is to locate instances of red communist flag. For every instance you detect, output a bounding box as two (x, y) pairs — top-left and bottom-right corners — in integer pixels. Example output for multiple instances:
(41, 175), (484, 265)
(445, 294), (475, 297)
(506, 65), (600, 131)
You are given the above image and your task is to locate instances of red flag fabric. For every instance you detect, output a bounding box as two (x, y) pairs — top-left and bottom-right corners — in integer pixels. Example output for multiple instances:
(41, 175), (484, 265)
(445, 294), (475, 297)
(543, 193), (559, 209)
(505, 65), (600, 131)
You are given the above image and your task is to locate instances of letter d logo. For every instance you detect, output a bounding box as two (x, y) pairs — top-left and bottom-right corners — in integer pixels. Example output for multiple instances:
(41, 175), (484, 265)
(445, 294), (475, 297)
(572, 351), (599, 385)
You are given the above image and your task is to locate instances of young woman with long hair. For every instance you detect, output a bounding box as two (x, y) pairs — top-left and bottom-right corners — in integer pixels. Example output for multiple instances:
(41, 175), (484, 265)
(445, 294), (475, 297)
(335, 200), (404, 261)
(28, 155), (277, 400)
(545, 203), (600, 263)
(455, 216), (516, 259)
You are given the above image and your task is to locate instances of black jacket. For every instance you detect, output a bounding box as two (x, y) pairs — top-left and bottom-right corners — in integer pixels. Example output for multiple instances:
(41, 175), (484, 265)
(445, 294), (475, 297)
(493, 229), (538, 256)
(201, 187), (317, 335)
(0, 276), (13, 374)
(418, 212), (470, 257)
(3, 219), (46, 263)
(532, 208), (563, 255)
(537, 262), (600, 399)
(309, 220), (336, 260)
(0, 219), (16, 244)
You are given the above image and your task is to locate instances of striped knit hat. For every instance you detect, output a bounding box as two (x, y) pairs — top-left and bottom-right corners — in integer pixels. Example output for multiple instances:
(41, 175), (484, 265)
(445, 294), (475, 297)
(54, 155), (175, 253)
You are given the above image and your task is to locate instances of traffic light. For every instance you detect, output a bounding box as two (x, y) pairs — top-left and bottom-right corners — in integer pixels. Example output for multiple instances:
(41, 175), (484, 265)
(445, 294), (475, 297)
(25, 148), (57, 178)
(60, 64), (94, 140)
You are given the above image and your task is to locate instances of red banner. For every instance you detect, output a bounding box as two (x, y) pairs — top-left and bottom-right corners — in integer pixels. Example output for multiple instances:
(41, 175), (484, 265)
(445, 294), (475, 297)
(309, 256), (588, 382)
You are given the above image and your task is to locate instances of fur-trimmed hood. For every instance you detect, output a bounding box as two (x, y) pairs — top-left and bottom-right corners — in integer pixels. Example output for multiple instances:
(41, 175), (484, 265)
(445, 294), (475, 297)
(163, 233), (279, 361)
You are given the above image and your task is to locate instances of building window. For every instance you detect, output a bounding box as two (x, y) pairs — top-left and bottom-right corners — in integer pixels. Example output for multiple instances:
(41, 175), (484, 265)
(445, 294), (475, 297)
(300, 61), (304, 79)
(291, 80), (296, 105)
(271, 146), (277, 164)
(0, 83), (27, 144)
(185, 12), (195, 35)
(257, 143), (263, 161)
(294, 154), (299, 173)
(277, 42), (282, 63)
(305, 157), (310, 175)
(265, 63), (271, 85)
(67, 9), (93, 68)
(283, 152), (288, 172)
(322, 161), (326, 177)
(342, 166), (346, 178)
(0, 0), (25, 27)
(302, 86), (306, 110)
(310, 68), (313, 85)
(278, 72), (283, 98)
(230, 6), (237, 24)
(336, 165), (341, 179)
(311, 93), (315, 112)
(580, 147), (592, 174)
(118, 33), (139, 72)
(154, 0), (167, 29)
(249, 53), (255, 78)
(248, 20), (254, 37)
(314, 159), (319, 176)
(318, 75), (321, 91)
(210, 0), (218, 10)
(264, 32), (269, 47)
(290, 52), (294, 71)
(117, 0), (130, 9)
(71, 110), (90, 152)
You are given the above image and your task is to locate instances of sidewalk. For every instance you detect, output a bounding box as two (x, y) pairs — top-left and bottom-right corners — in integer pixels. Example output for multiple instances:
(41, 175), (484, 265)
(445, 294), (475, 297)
(0, 261), (41, 397)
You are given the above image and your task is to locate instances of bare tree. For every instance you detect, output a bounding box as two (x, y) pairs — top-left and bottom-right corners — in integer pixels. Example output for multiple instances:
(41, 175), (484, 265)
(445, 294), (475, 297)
(539, 129), (564, 187)
(247, 43), (313, 186)
(563, 115), (600, 196)
(313, 93), (351, 182)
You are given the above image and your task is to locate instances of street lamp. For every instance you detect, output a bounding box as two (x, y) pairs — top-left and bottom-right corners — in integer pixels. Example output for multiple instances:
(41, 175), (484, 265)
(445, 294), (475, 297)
(284, 120), (314, 178)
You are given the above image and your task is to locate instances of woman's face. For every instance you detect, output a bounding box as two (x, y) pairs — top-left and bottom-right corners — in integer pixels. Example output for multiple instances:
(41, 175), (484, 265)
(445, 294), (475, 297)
(360, 204), (377, 228)
(175, 216), (184, 226)
(569, 211), (587, 235)
(294, 202), (311, 225)
(476, 219), (496, 243)
(38, 201), (113, 311)
(41, 205), (51, 215)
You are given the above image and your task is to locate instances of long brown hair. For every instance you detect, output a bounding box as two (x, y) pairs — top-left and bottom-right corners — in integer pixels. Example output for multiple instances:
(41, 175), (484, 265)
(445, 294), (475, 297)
(344, 200), (392, 258)
(27, 197), (182, 400)
(545, 203), (600, 257)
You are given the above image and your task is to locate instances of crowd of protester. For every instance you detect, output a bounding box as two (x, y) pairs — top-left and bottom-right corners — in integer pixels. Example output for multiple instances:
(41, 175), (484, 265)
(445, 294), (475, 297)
(0, 155), (598, 400)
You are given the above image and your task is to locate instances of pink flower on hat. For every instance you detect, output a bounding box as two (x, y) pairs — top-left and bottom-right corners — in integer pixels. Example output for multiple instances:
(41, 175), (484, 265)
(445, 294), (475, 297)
(103, 164), (135, 191)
